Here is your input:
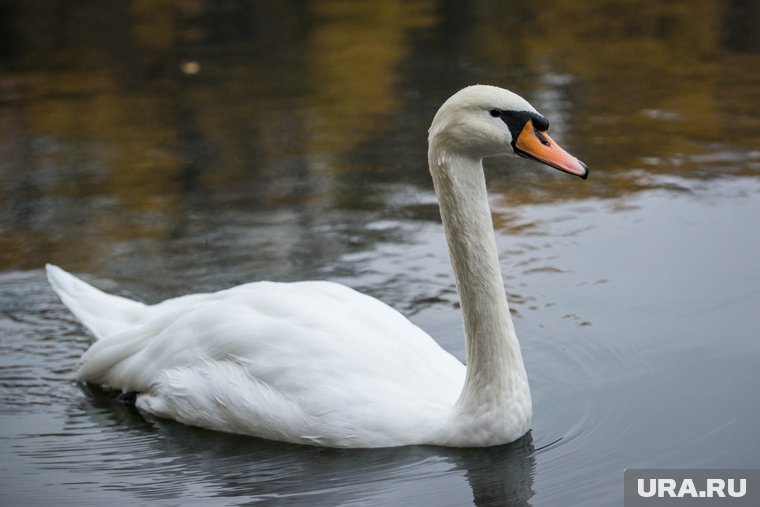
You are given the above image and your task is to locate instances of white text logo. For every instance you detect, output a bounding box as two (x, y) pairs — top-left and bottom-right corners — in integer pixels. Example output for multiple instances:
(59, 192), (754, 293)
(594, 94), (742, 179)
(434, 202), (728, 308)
(637, 478), (746, 498)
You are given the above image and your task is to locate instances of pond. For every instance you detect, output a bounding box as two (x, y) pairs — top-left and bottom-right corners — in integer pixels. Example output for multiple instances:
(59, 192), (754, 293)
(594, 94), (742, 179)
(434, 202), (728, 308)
(1, 1), (759, 505)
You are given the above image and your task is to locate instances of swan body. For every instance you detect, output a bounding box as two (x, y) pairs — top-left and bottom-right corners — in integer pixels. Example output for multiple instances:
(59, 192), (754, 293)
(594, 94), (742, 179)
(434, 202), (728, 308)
(48, 85), (587, 448)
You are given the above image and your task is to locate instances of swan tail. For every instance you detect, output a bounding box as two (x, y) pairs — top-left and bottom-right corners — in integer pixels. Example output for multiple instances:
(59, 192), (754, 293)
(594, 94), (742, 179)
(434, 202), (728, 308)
(46, 264), (147, 340)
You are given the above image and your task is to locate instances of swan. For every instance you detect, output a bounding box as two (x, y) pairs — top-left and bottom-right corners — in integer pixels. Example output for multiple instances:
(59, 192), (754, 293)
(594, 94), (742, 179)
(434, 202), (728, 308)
(47, 85), (588, 448)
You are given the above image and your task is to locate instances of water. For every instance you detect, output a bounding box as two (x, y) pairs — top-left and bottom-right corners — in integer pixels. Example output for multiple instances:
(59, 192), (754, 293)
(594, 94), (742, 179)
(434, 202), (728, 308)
(2, 1), (760, 505)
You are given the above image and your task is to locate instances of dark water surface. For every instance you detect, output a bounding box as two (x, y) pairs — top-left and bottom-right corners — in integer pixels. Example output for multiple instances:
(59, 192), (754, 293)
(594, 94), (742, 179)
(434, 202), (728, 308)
(2, 1), (760, 506)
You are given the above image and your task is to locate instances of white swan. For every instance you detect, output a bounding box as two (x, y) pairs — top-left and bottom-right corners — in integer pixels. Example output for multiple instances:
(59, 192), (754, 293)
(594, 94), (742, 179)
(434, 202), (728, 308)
(47, 85), (588, 448)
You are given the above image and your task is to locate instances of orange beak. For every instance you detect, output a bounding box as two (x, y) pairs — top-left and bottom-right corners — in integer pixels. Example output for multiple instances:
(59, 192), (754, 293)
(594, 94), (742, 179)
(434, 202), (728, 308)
(514, 120), (589, 179)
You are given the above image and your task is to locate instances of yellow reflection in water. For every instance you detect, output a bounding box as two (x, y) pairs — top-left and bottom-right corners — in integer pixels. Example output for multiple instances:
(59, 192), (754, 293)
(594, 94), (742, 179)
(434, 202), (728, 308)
(521, 0), (756, 170)
(1, 0), (759, 270)
(304, 0), (437, 156)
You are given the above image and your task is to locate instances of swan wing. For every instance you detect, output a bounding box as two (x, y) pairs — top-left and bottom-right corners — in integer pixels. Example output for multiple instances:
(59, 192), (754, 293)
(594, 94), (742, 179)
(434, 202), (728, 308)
(49, 266), (465, 446)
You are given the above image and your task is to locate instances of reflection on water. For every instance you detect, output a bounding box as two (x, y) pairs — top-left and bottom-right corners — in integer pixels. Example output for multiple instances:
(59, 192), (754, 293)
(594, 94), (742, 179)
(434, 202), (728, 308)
(68, 390), (536, 506)
(2, 0), (760, 506)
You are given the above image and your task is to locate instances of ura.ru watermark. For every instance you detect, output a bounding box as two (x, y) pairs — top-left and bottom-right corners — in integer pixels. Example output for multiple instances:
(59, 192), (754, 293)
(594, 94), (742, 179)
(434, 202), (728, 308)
(624, 470), (759, 506)
(638, 477), (745, 498)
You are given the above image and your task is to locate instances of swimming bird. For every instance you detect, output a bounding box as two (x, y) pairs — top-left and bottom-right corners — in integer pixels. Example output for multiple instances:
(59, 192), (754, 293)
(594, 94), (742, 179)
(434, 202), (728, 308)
(47, 85), (588, 448)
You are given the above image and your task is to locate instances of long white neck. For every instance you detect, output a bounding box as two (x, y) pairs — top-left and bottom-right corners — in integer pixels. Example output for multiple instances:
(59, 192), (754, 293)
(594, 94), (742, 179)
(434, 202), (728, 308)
(428, 146), (530, 424)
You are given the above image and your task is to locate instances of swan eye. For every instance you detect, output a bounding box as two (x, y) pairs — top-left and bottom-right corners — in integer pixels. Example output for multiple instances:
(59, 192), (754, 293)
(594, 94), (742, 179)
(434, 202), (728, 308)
(489, 109), (502, 117)
(534, 129), (551, 147)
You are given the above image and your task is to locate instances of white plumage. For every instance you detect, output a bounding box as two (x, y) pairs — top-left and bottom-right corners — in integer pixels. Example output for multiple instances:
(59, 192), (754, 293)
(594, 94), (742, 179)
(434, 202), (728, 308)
(48, 85), (587, 447)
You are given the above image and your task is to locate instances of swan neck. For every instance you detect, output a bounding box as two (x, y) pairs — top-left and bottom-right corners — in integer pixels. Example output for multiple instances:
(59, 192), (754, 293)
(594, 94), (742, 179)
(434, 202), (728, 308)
(428, 149), (529, 411)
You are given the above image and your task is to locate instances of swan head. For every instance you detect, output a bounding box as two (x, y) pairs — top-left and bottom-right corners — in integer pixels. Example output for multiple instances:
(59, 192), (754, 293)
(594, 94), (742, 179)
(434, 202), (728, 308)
(429, 85), (588, 179)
